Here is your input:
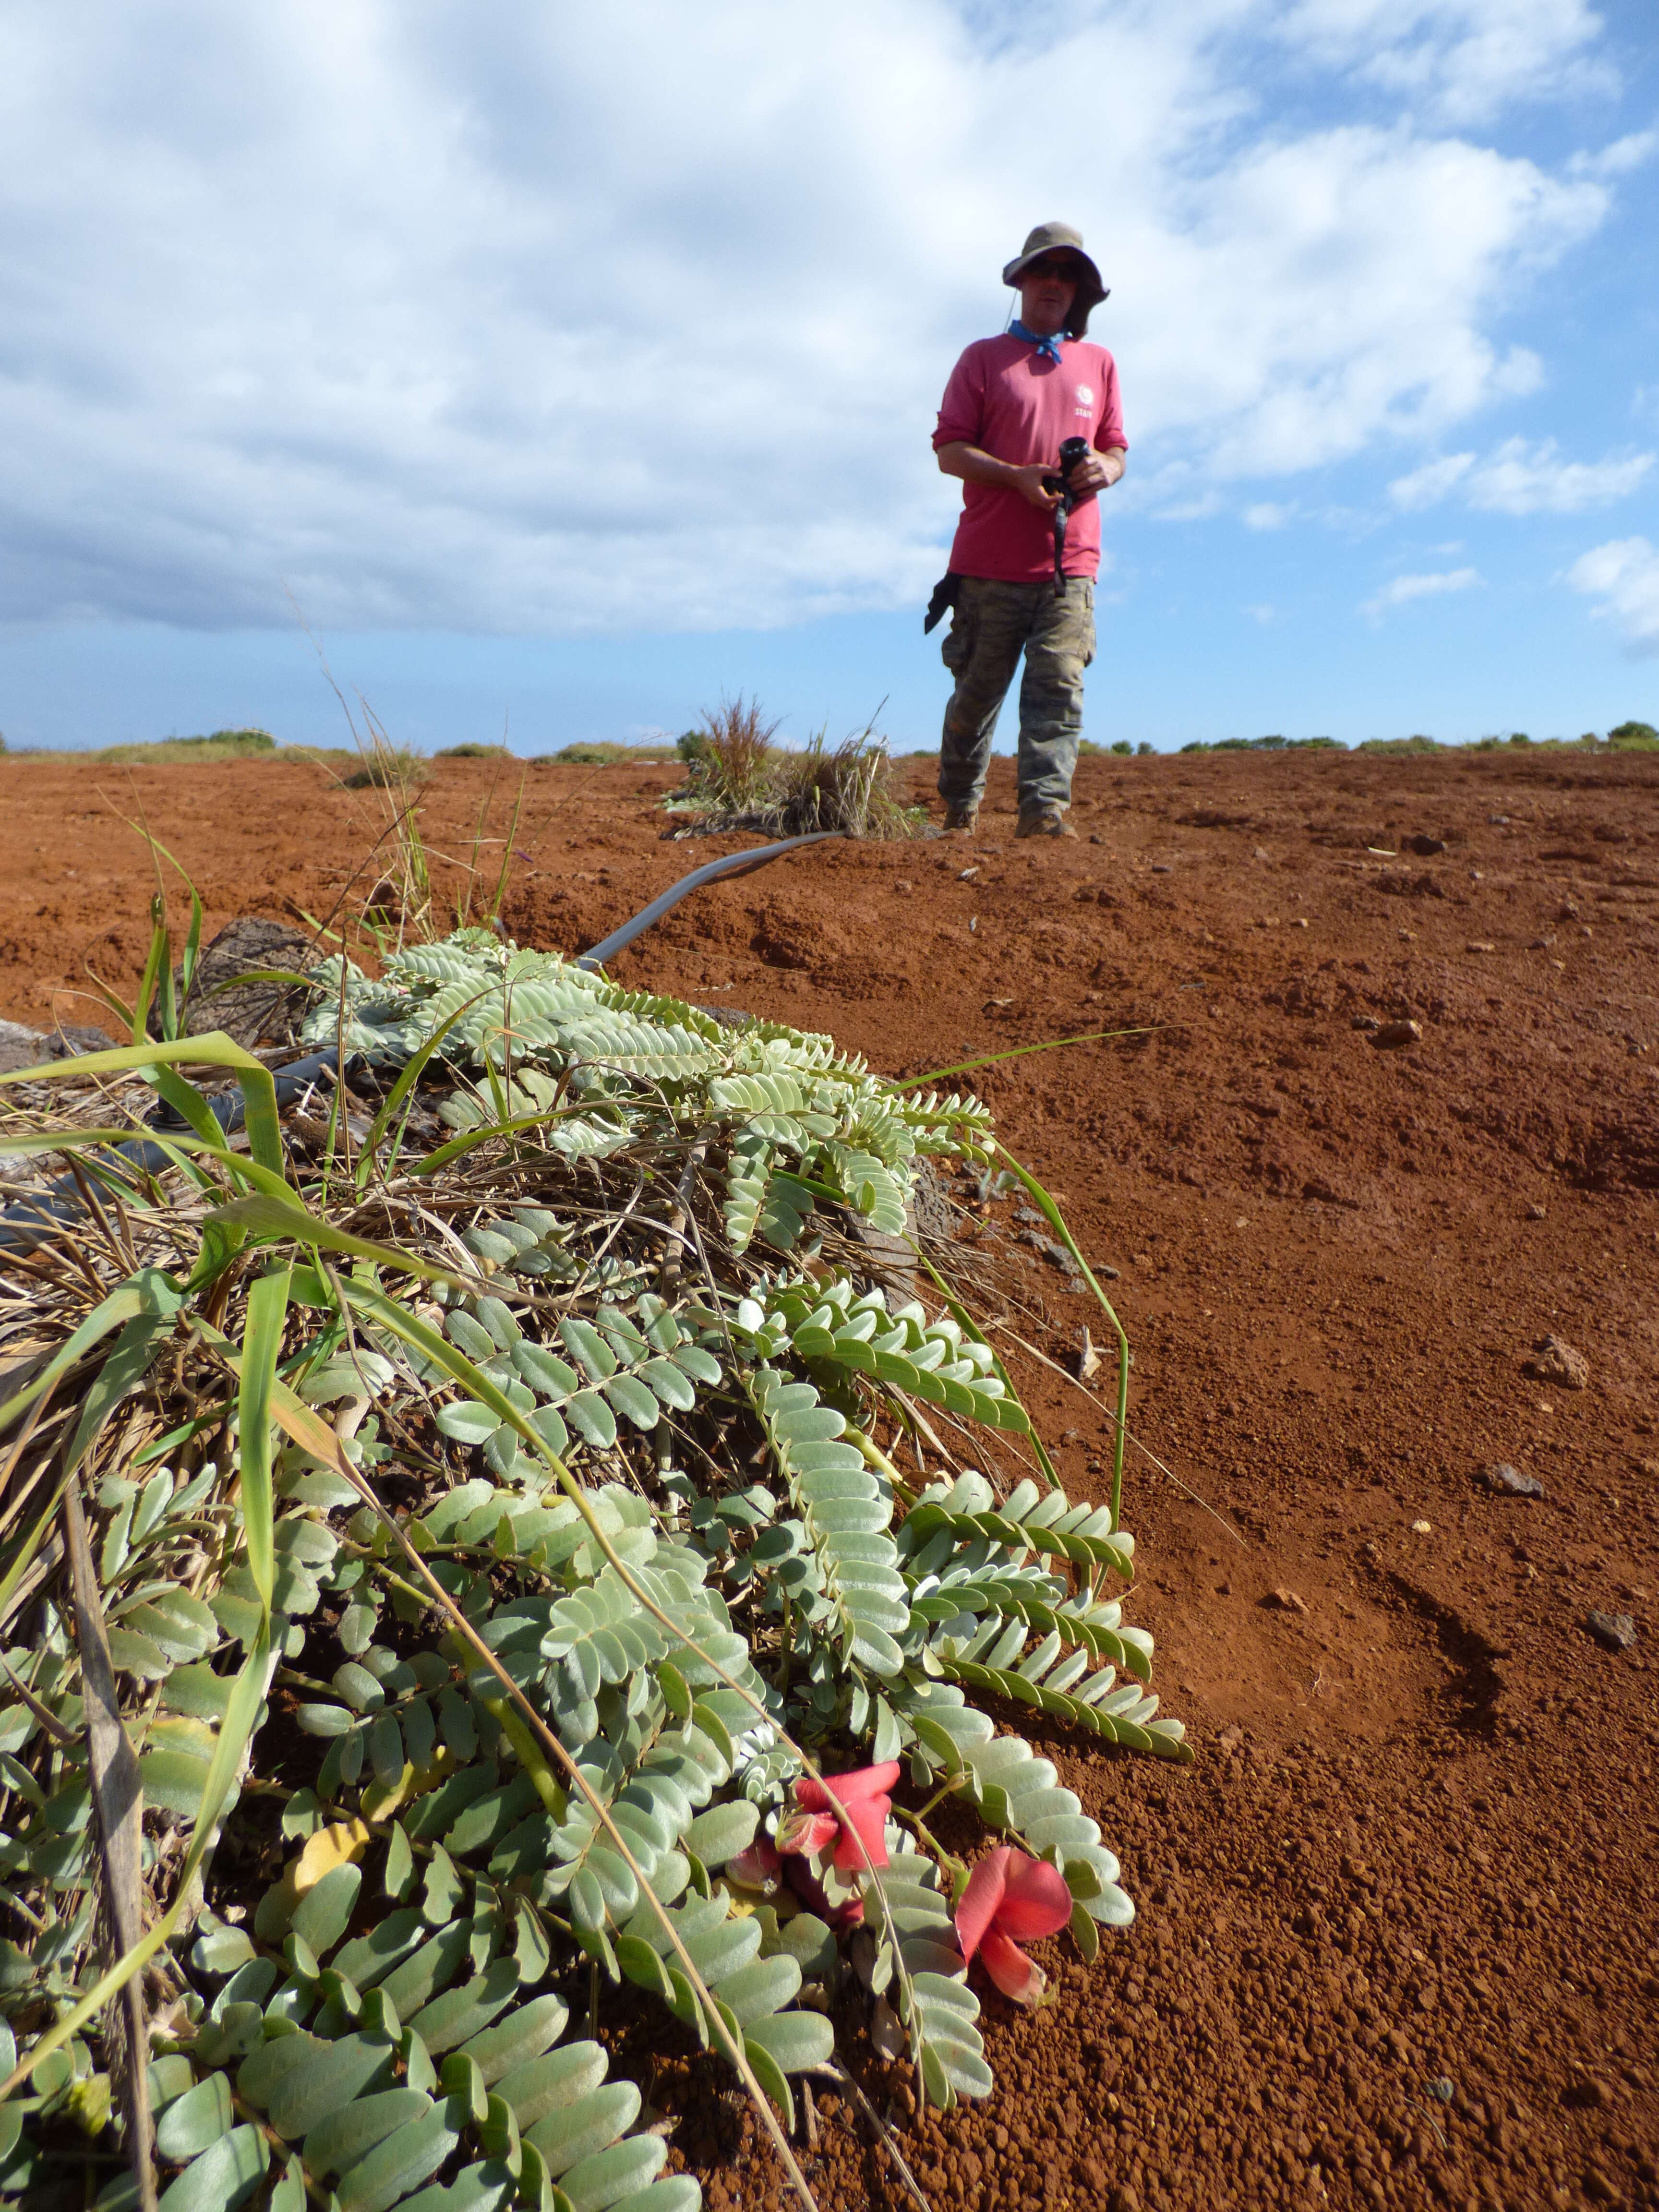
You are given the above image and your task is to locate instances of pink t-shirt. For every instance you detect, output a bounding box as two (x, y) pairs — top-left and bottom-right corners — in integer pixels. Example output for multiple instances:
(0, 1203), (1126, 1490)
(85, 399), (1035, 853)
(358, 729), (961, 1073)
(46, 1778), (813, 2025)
(933, 334), (1127, 583)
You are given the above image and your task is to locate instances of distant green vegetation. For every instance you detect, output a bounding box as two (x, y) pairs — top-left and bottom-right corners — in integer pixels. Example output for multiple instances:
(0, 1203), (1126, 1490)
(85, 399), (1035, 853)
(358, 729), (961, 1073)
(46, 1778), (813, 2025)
(536, 739), (681, 765)
(90, 726), (281, 764)
(1179, 733), (1343, 755)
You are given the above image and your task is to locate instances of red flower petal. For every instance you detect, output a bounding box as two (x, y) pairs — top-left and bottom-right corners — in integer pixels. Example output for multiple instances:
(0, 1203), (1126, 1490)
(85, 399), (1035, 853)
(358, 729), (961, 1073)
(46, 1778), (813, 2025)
(776, 1808), (839, 1859)
(794, 1762), (902, 1813)
(953, 1845), (1012, 1967)
(726, 1837), (782, 1889)
(991, 1852), (1073, 1944)
(979, 1924), (1048, 2007)
(831, 1793), (892, 1873)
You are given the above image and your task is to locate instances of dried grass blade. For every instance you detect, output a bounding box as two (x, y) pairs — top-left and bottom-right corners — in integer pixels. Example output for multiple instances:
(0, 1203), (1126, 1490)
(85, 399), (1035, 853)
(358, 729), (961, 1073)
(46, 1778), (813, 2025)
(62, 1480), (156, 2212)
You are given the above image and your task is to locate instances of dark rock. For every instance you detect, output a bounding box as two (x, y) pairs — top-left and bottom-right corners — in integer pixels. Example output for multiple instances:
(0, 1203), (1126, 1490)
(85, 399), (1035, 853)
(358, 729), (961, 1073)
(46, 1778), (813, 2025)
(1483, 1463), (1545, 1499)
(1370, 1019), (1422, 1049)
(146, 916), (320, 1048)
(1585, 1611), (1638, 1653)
(1406, 835), (1448, 857)
(0, 1019), (120, 1074)
(1524, 1334), (1589, 1390)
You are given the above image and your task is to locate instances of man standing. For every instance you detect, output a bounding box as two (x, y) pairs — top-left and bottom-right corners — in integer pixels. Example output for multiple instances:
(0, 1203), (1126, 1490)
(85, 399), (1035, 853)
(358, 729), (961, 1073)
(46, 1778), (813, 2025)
(929, 222), (1127, 839)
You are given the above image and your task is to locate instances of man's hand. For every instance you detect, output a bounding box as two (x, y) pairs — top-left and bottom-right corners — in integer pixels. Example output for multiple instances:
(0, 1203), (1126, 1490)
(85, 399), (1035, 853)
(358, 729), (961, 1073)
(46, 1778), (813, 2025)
(1065, 447), (1126, 498)
(1013, 463), (1064, 512)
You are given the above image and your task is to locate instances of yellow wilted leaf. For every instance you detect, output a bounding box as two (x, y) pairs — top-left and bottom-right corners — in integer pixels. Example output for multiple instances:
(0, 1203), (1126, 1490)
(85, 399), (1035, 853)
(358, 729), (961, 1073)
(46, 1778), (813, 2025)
(254, 1816), (373, 1943)
(361, 1743), (453, 1823)
(293, 1817), (373, 1894)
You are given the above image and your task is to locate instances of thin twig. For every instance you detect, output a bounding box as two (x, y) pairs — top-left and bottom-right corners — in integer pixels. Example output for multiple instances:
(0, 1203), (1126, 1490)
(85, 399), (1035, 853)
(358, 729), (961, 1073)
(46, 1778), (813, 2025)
(825, 2062), (936, 2212)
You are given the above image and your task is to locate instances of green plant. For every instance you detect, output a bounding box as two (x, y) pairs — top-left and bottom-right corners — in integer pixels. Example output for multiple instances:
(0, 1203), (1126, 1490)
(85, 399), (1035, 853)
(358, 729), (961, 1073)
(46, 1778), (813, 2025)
(672, 695), (781, 818)
(1608, 719), (1659, 749)
(436, 744), (515, 762)
(666, 704), (922, 842)
(535, 743), (680, 767)
(1109, 740), (1132, 756)
(0, 910), (1183, 2212)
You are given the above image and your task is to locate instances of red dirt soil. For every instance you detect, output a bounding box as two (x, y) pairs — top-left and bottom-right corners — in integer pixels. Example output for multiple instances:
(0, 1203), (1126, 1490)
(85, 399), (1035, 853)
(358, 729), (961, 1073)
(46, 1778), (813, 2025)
(2, 747), (1657, 2212)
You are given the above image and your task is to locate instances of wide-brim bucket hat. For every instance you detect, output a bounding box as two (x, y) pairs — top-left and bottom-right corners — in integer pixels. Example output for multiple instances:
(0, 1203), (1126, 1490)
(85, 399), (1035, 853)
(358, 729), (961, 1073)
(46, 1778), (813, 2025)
(1002, 221), (1108, 336)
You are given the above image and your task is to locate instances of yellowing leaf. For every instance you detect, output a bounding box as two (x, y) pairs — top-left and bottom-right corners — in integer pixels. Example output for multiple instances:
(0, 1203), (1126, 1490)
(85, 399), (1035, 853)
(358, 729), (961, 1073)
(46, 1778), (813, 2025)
(361, 1744), (453, 1822)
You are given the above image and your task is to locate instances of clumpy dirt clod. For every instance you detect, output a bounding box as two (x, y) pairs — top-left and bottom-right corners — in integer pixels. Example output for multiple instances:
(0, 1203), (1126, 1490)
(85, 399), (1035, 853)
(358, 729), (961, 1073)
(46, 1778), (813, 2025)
(2, 742), (1656, 2212)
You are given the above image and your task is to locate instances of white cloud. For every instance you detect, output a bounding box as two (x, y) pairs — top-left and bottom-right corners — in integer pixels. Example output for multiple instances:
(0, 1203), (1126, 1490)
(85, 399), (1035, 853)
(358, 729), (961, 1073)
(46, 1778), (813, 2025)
(1274, 0), (1615, 123)
(1568, 537), (1659, 652)
(1389, 436), (1654, 513)
(1244, 503), (1292, 529)
(1361, 565), (1482, 618)
(1567, 129), (1658, 179)
(1469, 436), (1655, 512)
(1389, 453), (1478, 508)
(0, 1), (1633, 636)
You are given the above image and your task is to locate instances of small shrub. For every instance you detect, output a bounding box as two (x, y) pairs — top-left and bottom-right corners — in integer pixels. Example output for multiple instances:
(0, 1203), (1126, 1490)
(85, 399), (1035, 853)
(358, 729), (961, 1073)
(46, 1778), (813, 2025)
(1111, 739), (1133, 755)
(344, 744), (428, 790)
(437, 741), (514, 760)
(1137, 740), (1155, 755)
(537, 739), (680, 765)
(1609, 719), (1659, 749)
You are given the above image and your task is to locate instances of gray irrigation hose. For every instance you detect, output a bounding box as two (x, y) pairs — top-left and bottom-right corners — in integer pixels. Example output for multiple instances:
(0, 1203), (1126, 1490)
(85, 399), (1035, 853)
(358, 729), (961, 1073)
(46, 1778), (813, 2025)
(0, 831), (842, 1256)
(574, 830), (842, 968)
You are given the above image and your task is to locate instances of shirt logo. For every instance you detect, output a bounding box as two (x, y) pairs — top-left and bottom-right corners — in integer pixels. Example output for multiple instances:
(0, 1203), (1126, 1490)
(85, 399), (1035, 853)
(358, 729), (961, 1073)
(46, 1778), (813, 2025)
(1075, 383), (1094, 405)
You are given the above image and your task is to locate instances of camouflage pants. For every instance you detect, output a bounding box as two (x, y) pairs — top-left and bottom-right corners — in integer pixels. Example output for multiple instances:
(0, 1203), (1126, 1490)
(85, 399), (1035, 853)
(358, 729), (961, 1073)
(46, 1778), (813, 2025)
(937, 576), (1095, 814)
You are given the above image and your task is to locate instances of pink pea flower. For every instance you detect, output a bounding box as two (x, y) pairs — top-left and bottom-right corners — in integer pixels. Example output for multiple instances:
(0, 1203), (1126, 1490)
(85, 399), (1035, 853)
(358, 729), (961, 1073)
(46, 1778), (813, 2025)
(777, 1761), (900, 1873)
(728, 1763), (902, 1929)
(954, 1846), (1074, 2006)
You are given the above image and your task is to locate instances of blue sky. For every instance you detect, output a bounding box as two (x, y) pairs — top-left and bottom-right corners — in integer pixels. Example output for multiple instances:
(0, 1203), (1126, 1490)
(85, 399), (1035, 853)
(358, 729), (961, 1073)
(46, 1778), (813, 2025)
(2, 0), (1656, 755)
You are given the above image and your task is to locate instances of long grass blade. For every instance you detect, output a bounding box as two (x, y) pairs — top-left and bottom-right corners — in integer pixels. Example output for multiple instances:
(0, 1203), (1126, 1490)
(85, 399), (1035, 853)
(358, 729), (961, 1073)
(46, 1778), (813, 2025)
(886, 1024), (1158, 1092)
(238, 1266), (289, 1613)
(0, 1622), (272, 2103)
(0, 1034), (284, 1178)
(62, 1481), (155, 2212)
(991, 1139), (1131, 1524)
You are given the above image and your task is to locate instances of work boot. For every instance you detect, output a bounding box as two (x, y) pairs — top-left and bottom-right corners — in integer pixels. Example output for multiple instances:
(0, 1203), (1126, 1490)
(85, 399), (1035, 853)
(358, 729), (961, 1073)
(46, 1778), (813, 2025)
(943, 800), (979, 834)
(1016, 806), (1077, 841)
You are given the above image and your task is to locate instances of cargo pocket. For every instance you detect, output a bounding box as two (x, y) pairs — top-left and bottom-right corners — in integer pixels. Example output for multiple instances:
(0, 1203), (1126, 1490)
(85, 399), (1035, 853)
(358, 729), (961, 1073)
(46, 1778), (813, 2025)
(941, 599), (977, 676)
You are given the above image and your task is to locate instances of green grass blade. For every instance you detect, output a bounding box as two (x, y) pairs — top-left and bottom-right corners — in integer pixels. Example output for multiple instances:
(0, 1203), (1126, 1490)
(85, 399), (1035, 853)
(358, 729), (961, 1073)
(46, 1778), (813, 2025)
(0, 1034), (283, 1178)
(203, 1193), (465, 1288)
(885, 1025), (1157, 1092)
(992, 1140), (1130, 1525)
(131, 900), (168, 1045)
(353, 998), (477, 1193)
(238, 1266), (290, 1612)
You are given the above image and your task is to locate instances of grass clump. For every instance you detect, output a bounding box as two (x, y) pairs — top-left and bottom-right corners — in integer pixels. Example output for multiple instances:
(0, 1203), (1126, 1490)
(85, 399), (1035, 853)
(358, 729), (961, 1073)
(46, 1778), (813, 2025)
(436, 741), (514, 761)
(668, 695), (925, 840)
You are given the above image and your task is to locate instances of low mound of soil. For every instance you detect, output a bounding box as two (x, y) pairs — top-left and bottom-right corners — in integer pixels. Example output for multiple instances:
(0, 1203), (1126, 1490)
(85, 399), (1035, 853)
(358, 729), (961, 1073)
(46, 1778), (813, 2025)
(2, 744), (1656, 2211)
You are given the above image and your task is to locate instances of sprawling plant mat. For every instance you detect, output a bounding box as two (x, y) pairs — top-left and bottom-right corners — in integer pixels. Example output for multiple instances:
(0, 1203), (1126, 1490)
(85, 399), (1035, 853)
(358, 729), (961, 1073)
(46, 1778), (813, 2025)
(0, 929), (1185, 2212)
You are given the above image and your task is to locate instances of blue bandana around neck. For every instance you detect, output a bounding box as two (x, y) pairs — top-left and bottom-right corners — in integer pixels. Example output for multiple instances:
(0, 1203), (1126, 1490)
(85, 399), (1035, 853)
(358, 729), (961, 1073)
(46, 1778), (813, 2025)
(1010, 319), (1065, 365)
